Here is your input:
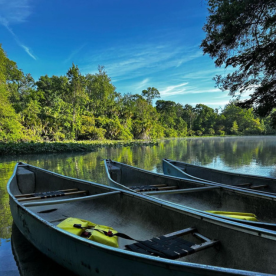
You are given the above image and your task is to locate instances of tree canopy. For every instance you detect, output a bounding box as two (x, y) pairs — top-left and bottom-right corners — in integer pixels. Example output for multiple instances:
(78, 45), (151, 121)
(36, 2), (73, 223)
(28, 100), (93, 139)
(0, 43), (275, 142)
(201, 0), (276, 118)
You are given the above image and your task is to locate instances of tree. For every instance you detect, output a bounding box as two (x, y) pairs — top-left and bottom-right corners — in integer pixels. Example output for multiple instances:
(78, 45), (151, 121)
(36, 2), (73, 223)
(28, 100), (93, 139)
(221, 102), (265, 134)
(201, 0), (276, 120)
(182, 104), (197, 131)
(230, 121), (239, 134)
(142, 87), (160, 104)
(66, 64), (87, 138)
(85, 66), (117, 117)
(193, 104), (218, 134)
(0, 44), (24, 142)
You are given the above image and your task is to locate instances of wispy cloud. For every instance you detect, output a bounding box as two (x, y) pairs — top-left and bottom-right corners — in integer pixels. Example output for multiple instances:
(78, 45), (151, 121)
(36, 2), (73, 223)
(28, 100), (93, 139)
(81, 43), (202, 81)
(136, 78), (150, 90)
(160, 82), (189, 96)
(63, 44), (86, 64)
(160, 84), (222, 97)
(189, 100), (230, 107)
(0, 0), (32, 24)
(0, 0), (36, 60)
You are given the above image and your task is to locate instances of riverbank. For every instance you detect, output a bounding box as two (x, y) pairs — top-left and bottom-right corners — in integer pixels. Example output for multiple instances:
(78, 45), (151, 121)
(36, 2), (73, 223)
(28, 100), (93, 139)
(0, 140), (158, 156)
(1, 135), (271, 156)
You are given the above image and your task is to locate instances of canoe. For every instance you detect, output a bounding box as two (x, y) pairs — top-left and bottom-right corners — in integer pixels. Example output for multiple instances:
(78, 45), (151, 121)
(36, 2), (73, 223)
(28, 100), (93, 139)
(104, 159), (276, 231)
(163, 158), (276, 194)
(7, 162), (276, 276)
(11, 223), (77, 276)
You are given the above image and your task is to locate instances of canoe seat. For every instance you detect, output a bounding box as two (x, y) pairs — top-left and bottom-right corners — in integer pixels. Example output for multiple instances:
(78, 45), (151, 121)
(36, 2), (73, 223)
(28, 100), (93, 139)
(130, 185), (178, 192)
(16, 189), (87, 202)
(129, 185), (159, 192)
(126, 228), (219, 260)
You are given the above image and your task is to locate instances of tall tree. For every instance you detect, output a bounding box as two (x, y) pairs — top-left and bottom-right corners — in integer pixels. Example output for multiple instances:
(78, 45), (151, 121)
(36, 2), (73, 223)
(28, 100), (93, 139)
(142, 87), (160, 104)
(201, 0), (276, 120)
(85, 66), (117, 117)
(66, 64), (87, 138)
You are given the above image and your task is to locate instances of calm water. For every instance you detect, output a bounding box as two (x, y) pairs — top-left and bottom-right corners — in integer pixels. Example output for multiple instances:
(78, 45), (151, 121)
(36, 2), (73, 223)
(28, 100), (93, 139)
(1, 136), (276, 275)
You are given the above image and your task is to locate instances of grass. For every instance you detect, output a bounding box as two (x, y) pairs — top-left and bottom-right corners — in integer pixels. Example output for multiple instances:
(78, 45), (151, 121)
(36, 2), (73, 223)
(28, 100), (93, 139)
(0, 140), (158, 155)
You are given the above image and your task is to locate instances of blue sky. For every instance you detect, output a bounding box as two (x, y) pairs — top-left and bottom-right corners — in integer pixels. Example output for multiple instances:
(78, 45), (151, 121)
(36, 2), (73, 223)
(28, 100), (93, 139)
(0, 0), (245, 109)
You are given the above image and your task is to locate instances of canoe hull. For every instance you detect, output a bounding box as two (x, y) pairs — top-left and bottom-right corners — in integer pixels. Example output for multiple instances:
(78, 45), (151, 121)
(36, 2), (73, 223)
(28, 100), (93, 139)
(105, 159), (276, 231)
(8, 163), (276, 276)
(163, 159), (276, 194)
(11, 193), (217, 276)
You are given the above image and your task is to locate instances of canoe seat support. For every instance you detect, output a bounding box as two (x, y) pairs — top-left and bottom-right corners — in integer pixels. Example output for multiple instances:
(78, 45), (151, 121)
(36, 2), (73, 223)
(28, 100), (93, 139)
(126, 228), (219, 260)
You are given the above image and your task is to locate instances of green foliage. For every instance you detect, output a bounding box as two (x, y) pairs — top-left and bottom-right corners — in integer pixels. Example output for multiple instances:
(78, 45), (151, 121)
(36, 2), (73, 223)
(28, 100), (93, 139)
(0, 44), (24, 142)
(221, 103), (265, 135)
(201, 0), (276, 117)
(193, 104), (218, 134)
(142, 87), (160, 104)
(0, 43), (274, 146)
(230, 121), (239, 134)
(78, 114), (106, 140)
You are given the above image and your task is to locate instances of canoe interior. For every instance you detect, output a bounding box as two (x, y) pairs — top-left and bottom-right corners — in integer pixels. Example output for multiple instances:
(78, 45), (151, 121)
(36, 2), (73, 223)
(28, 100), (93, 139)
(9, 163), (276, 275)
(165, 159), (276, 194)
(106, 161), (276, 224)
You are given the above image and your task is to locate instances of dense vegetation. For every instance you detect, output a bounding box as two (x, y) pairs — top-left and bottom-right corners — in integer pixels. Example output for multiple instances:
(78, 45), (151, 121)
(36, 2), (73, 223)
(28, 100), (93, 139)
(0, 44), (275, 145)
(201, 0), (276, 120)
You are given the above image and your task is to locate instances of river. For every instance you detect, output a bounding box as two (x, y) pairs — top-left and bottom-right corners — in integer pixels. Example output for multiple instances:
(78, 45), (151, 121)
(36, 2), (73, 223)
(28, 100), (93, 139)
(1, 136), (276, 275)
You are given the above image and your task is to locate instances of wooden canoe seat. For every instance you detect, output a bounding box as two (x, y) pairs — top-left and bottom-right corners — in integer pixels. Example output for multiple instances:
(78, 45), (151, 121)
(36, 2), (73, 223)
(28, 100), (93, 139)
(129, 184), (178, 192)
(126, 228), (219, 259)
(16, 189), (87, 202)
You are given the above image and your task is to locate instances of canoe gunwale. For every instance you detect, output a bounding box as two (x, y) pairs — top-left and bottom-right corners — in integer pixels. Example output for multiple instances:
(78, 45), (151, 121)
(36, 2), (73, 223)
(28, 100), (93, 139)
(22, 191), (121, 207)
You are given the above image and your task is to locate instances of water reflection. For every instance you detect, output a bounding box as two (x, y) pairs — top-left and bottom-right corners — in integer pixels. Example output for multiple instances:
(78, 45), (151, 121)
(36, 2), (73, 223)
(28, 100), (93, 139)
(0, 136), (276, 274)
(11, 224), (76, 276)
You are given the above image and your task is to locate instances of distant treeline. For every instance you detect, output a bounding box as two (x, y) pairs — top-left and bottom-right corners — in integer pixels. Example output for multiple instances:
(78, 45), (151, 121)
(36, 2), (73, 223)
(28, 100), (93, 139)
(1, 44), (275, 143)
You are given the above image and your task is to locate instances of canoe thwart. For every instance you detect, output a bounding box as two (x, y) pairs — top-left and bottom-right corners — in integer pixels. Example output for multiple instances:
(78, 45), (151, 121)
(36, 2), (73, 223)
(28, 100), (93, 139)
(126, 227), (218, 260)
(164, 227), (196, 238)
(15, 188), (79, 198)
(17, 190), (88, 202)
(144, 186), (220, 196)
(22, 190), (121, 207)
